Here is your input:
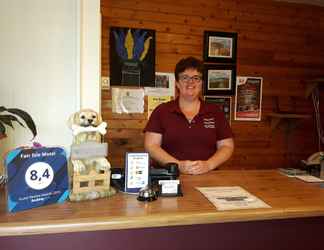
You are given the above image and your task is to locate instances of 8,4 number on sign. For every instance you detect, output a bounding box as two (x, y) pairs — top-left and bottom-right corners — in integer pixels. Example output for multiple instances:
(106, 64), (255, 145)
(25, 162), (54, 190)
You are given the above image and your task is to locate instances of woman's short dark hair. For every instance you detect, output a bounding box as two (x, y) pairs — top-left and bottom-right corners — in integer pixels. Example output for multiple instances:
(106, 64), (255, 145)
(174, 56), (204, 81)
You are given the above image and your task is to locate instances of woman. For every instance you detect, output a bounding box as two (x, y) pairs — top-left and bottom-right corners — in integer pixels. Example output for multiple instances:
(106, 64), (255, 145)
(144, 57), (234, 175)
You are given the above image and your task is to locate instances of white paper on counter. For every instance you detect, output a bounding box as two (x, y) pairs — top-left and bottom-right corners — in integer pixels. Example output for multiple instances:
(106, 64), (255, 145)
(196, 186), (271, 211)
(295, 175), (324, 183)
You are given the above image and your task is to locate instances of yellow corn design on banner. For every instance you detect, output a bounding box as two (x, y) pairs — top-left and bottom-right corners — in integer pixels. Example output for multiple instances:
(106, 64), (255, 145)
(125, 29), (134, 59)
(140, 37), (152, 61)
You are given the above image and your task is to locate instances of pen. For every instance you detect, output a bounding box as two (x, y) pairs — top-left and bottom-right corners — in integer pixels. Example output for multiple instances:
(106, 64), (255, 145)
(216, 196), (248, 201)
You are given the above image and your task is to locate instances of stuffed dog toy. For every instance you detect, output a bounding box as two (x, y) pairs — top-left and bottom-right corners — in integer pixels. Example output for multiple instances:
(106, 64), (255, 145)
(68, 108), (102, 145)
(68, 109), (110, 174)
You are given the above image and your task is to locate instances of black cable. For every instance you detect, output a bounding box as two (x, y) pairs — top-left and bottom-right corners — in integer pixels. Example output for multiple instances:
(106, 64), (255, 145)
(312, 87), (323, 152)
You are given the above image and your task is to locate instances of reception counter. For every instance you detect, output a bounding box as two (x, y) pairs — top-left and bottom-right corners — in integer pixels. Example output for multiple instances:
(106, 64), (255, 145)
(2, 170), (324, 249)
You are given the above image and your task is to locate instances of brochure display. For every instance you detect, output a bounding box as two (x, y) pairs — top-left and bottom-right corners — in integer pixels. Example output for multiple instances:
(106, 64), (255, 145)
(125, 152), (149, 193)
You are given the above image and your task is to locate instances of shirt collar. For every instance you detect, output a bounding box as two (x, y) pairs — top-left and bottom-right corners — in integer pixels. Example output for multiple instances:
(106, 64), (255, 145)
(170, 97), (210, 116)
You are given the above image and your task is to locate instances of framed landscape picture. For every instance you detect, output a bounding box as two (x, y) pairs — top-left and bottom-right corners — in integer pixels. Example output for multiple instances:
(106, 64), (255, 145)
(203, 31), (237, 63)
(203, 64), (236, 96)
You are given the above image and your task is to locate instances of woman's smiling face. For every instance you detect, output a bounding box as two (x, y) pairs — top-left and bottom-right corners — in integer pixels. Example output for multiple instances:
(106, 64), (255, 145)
(176, 68), (203, 101)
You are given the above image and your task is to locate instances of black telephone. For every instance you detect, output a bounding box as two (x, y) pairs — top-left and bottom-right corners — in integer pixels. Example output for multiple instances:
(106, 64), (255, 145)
(301, 152), (324, 177)
(304, 152), (323, 166)
(111, 163), (179, 192)
(150, 162), (179, 183)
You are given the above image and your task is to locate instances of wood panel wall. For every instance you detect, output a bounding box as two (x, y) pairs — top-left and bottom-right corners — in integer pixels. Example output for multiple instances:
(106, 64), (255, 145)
(101, 0), (324, 169)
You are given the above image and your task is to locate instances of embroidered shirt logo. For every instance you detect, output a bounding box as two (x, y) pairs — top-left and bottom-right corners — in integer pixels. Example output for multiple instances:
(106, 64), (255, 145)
(203, 118), (215, 128)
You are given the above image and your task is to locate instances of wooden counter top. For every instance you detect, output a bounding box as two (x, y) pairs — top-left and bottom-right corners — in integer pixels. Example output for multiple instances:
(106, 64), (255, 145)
(2, 170), (324, 236)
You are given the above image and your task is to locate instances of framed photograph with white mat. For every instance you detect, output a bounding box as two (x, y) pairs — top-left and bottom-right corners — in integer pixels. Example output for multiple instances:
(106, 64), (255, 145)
(203, 64), (236, 96)
(203, 31), (237, 64)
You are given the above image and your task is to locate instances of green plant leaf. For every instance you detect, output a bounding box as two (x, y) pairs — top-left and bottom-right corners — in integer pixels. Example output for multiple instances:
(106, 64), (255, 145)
(0, 114), (24, 128)
(0, 122), (5, 136)
(6, 108), (37, 139)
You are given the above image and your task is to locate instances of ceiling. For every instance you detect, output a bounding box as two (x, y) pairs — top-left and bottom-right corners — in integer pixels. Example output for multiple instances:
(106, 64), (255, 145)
(276, 0), (324, 6)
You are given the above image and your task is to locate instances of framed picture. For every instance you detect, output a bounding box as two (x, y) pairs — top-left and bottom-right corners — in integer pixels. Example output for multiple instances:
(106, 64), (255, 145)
(155, 72), (175, 96)
(234, 76), (263, 121)
(203, 64), (236, 96)
(110, 26), (156, 87)
(205, 96), (232, 125)
(203, 31), (237, 63)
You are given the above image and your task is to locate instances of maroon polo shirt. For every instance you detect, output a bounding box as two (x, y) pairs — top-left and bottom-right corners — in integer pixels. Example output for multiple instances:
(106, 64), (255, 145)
(144, 98), (233, 162)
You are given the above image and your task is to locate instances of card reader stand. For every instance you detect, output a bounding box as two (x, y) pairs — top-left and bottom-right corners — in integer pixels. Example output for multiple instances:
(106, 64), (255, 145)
(154, 163), (182, 197)
(157, 183), (183, 197)
(111, 162), (183, 197)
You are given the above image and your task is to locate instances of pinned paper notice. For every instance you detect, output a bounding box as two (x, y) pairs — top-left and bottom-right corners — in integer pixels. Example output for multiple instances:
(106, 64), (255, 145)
(147, 96), (171, 119)
(112, 88), (144, 114)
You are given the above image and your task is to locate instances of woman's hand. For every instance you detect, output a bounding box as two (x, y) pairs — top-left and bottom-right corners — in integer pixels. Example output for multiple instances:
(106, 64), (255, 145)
(178, 160), (211, 175)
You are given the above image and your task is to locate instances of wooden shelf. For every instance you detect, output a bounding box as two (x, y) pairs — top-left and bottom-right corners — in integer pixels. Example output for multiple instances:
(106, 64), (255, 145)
(267, 112), (312, 131)
(304, 78), (324, 98)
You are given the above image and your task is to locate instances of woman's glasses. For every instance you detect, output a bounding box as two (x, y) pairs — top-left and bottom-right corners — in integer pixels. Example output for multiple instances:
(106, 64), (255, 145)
(179, 74), (202, 83)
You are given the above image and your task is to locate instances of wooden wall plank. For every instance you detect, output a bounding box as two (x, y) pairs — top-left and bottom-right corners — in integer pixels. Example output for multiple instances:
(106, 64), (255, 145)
(101, 0), (324, 169)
